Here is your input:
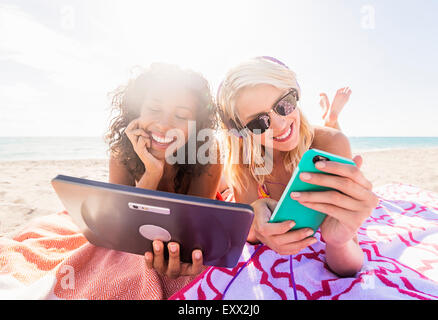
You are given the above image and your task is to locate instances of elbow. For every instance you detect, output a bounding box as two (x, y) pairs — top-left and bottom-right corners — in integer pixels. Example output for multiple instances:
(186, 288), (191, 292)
(329, 251), (364, 278)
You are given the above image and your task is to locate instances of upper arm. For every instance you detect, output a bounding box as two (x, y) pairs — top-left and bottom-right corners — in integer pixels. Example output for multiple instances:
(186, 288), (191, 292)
(311, 126), (352, 159)
(109, 154), (136, 186)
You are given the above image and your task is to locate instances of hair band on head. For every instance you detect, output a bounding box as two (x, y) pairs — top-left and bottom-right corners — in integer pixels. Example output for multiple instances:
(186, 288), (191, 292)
(256, 56), (301, 92)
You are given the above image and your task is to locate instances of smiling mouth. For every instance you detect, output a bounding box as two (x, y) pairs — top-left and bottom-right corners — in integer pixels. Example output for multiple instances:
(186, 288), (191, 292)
(273, 123), (294, 142)
(150, 132), (175, 145)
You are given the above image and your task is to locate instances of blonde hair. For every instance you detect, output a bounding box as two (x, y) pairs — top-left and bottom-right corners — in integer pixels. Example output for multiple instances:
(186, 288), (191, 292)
(217, 57), (314, 194)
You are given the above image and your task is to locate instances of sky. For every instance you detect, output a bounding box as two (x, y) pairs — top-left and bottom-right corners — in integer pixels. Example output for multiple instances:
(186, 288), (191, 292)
(0, 0), (437, 137)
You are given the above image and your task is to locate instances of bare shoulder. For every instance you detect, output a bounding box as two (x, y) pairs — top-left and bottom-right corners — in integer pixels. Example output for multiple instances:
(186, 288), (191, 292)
(232, 169), (260, 205)
(109, 153), (136, 186)
(311, 126), (352, 159)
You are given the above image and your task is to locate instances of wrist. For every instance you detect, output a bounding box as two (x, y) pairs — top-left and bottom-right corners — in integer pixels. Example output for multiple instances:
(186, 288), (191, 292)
(137, 168), (162, 189)
(146, 167), (164, 180)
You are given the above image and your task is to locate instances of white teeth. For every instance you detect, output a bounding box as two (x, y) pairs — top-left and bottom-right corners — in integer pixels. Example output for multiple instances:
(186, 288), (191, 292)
(151, 133), (173, 144)
(275, 126), (292, 140)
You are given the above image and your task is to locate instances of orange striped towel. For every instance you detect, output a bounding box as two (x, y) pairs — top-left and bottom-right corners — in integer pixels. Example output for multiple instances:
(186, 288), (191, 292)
(0, 211), (196, 299)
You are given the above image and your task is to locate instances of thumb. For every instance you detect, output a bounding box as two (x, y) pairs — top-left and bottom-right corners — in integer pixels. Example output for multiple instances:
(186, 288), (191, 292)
(353, 154), (363, 169)
(265, 198), (279, 213)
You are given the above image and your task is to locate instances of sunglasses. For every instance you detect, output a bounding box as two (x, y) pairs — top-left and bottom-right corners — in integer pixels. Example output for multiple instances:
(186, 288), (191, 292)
(242, 88), (299, 135)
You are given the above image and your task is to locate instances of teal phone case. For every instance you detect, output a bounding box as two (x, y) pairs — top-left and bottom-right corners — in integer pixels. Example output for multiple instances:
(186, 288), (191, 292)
(269, 148), (356, 233)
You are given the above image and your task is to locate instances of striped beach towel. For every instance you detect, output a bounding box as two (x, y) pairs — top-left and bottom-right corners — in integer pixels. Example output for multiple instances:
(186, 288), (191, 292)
(0, 211), (196, 299)
(1, 183), (438, 299)
(170, 183), (438, 300)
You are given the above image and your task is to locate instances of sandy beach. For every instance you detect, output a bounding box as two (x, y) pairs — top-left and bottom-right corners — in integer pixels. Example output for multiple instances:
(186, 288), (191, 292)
(1, 148), (438, 238)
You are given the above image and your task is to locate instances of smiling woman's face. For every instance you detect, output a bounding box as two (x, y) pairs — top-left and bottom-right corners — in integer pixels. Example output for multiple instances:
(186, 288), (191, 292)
(138, 86), (198, 160)
(235, 84), (301, 152)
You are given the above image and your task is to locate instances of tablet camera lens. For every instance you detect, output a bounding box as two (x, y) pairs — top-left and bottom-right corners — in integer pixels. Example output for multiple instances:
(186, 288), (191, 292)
(313, 155), (330, 164)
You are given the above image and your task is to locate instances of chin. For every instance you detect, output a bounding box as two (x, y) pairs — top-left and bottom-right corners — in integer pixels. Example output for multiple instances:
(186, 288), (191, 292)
(150, 149), (166, 161)
(273, 140), (299, 152)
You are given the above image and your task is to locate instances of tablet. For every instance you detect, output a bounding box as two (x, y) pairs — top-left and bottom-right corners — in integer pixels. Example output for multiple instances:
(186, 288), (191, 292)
(51, 175), (253, 268)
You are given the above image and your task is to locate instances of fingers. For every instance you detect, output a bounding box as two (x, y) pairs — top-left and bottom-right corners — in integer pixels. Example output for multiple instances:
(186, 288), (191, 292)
(125, 118), (149, 147)
(264, 198), (279, 212)
(151, 240), (166, 274)
(188, 249), (204, 275)
(126, 118), (140, 131)
(144, 251), (154, 269)
(298, 201), (368, 233)
(297, 197), (354, 222)
(299, 170), (369, 202)
(255, 220), (318, 255)
(261, 226), (317, 255)
(313, 159), (373, 191)
(272, 236), (318, 256)
(291, 189), (363, 212)
(167, 242), (181, 279)
(252, 198), (278, 226)
(259, 220), (296, 237)
(271, 227), (315, 246)
(146, 241), (204, 279)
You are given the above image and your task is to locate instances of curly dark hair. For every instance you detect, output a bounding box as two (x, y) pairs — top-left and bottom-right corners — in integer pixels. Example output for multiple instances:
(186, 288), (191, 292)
(105, 63), (219, 194)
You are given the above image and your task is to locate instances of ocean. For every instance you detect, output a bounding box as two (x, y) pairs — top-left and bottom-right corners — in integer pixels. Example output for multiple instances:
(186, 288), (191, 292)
(0, 136), (438, 161)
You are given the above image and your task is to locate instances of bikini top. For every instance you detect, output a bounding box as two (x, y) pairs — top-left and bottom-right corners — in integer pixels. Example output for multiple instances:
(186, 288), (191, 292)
(258, 184), (271, 199)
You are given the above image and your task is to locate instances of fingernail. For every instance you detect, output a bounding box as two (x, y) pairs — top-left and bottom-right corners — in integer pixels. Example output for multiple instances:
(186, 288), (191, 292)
(306, 229), (314, 237)
(153, 242), (160, 252)
(289, 221), (296, 228)
(194, 251), (201, 260)
(169, 243), (177, 253)
(291, 192), (301, 198)
(315, 161), (326, 169)
(301, 173), (311, 180)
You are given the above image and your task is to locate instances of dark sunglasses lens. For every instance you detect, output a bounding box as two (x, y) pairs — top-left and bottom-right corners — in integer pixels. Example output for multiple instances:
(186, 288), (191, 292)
(275, 94), (296, 116)
(246, 114), (270, 134)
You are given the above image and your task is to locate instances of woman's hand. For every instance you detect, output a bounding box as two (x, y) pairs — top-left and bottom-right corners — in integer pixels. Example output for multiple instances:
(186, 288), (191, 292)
(290, 155), (378, 248)
(248, 198), (318, 255)
(144, 241), (204, 279)
(125, 118), (165, 184)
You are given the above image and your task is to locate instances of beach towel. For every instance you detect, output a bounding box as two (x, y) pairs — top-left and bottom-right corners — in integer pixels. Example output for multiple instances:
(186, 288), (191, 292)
(0, 211), (197, 299)
(1, 183), (438, 299)
(170, 183), (438, 300)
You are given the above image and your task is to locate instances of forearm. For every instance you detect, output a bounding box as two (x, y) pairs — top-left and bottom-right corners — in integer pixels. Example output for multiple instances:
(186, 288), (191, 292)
(136, 170), (162, 190)
(325, 238), (364, 277)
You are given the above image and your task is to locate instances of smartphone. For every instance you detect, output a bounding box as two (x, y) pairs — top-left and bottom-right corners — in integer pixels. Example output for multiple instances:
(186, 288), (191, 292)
(269, 148), (356, 233)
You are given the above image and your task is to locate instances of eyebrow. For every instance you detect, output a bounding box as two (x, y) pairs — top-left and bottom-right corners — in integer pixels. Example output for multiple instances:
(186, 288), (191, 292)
(175, 106), (193, 111)
(243, 92), (286, 122)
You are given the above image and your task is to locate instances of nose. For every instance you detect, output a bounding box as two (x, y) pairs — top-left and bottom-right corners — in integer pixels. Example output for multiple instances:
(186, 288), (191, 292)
(150, 112), (174, 134)
(154, 119), (172, 133)
(269, 111), (287, 133)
